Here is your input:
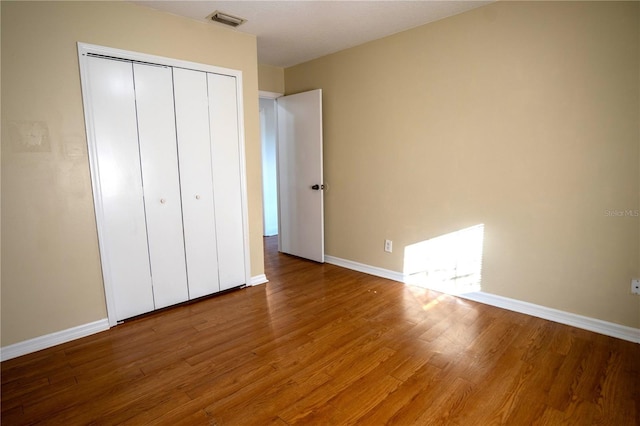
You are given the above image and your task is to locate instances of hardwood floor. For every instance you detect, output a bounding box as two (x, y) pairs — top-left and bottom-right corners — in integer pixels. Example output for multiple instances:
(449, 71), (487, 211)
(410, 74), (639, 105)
(2, 236), (639, 425)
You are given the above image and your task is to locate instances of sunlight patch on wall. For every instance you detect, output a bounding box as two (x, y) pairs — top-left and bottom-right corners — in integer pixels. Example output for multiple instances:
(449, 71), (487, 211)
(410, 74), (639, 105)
(403, 224), (484, 295)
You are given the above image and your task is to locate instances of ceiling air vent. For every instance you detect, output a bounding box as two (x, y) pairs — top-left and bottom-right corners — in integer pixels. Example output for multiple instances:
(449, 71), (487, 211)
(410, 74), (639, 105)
(207, 11), (246, 28)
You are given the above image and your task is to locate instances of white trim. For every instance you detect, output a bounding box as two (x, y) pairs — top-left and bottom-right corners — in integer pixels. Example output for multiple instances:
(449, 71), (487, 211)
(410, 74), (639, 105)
(251, 274), (269, 286)
(0, 319), (110, 362)
(457, 292), (640, 344)
(259, 90), (283, 99)
(325, 255), (640, 344)
(324, 255), (405, 282)
(232, 62), (252, 296)
(78, 46), (118, 326)
(78, 43), (243, 79)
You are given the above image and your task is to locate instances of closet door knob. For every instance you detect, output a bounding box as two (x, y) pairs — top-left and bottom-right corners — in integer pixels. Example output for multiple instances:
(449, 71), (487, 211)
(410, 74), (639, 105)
(195, 195), (201, 200)
(160, 198), (166, 204)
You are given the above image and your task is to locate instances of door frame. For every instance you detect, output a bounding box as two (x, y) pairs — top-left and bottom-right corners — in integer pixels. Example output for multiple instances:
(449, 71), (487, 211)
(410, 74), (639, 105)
(78, 43), (251, 326)
(259, 90), (283, 250)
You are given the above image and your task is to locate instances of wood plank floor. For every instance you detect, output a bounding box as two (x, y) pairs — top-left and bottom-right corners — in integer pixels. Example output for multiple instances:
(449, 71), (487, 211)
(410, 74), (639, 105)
(2, 236), (639, 425)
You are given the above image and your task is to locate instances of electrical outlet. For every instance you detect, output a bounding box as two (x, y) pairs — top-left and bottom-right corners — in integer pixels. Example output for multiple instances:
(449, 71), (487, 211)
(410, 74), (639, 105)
(632, 279), (640, 295)
(384, 240), (392, 253)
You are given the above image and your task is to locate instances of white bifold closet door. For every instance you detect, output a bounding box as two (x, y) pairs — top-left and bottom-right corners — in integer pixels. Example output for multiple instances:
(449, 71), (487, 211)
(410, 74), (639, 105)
(208, 74), (246, 291)
(86, 57), (156, 320)
(173, 68), (220, 298)
(133, 63), (189, 308)
(83, 52), (248, 322)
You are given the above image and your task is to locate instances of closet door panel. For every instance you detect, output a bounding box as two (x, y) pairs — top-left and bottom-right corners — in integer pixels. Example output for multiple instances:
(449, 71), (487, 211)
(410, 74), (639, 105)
(86, 57), (155, 320)
(208, 73), (246, 290)
(133, 64), (189, 308)
(173, 68), (220, 299)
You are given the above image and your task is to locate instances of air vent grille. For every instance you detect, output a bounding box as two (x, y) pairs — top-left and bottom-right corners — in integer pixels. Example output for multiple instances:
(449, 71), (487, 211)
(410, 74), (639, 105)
(207, 11), (246, 28)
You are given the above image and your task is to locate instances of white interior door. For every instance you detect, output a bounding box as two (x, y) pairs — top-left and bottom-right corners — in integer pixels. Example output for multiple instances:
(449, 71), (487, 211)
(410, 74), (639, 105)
(208, 73), (247, 290)
(133, 63), (189, 308)
(277, 89), (324, 263)
(173, 68), (221, 299)
(85, 57), (155, 321)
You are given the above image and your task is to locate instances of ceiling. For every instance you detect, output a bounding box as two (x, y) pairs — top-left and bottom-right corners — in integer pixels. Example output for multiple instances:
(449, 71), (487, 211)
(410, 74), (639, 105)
(133, 1), (493, 68)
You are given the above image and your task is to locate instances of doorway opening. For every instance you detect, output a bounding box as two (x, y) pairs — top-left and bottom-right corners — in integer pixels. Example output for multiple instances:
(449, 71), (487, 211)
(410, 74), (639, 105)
(260, 97), (279, 237)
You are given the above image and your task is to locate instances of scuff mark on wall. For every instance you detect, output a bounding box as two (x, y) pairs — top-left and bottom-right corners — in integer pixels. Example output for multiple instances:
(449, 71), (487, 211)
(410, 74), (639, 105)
(8, 121), (51, 152)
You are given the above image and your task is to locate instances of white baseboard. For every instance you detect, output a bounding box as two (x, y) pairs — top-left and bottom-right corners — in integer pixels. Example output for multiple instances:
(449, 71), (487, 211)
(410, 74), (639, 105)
(251, 274), (269, 286)
(1, 319), (110, 362)
(325, 255), (640, 344)
(456, 291), (640, 344)
(325, 255), (405, 282)
(3, 263), (636, 363)
(1, 276), (268, 362)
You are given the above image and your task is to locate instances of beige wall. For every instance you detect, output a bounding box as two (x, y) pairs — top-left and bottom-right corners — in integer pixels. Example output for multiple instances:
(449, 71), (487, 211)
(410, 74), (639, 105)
(1, 1), (264, 346)
(258, 64), (285, 94)
(285, 1), (640, 328)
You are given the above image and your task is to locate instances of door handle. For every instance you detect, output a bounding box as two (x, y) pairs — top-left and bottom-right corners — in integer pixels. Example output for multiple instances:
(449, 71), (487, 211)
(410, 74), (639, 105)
(311, 184), (324, 190)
